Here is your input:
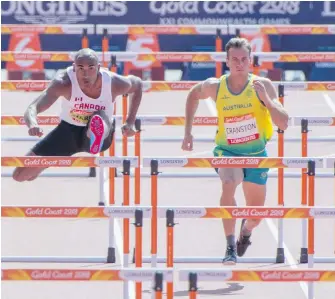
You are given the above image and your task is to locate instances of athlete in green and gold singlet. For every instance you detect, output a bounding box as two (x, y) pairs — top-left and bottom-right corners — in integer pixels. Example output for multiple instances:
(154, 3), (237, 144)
(182, 37), (289, 264)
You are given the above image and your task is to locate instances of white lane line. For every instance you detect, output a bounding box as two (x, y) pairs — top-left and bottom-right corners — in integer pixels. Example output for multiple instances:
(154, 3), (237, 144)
(205, 97), (310, 299)
(266, 219), (313, 299)
(323, 93), (335, 114)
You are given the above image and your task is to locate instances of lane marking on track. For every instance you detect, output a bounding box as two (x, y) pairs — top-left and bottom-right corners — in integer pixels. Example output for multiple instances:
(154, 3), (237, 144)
(323, 93), (335, 114)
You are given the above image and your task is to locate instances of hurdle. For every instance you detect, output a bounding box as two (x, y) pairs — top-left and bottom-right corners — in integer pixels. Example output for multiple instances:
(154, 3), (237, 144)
(96, 24), (335, 36)
(3, 50), (335, 64)
(1, 157), (138, 266)
(3, 201), (335, 299)
(138, 156), (335, 265)
(3, 267), (335, 299)
(1, 267), (172, 299)
(3, 79), (335, 145)
(2, 114), (335, 180)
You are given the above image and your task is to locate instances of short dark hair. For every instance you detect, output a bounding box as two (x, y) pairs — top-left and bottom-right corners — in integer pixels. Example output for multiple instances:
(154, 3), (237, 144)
(225, 37), (251, 56)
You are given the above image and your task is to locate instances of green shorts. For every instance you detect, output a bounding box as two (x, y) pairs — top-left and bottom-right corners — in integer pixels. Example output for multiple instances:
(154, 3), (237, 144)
(213, 146), (269, 185)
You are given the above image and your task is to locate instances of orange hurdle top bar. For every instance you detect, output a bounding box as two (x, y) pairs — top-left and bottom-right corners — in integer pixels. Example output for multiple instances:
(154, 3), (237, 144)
(1, 156), (139, 168)
(2, 24), (334, 35)
(96, 24), (335, 35)
(2, 206), (335, 219)
(2, 51), (335, 62)
(1, 268), (173, 282)
(1, 24), (95, 34)
(2, 156), (334, 169)
(2, 268), (335, 282)
(2, 80), (335, 92)
(2, 115), (335, 127)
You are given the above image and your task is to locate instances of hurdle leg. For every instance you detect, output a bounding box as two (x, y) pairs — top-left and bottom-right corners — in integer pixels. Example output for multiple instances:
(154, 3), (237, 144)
(106, 118), (117, 263)
(300, 119), (309, 263)
(154, 272), (163, 299)
(307, 160), (315, 299)
(188, 273), (198, 299)
(135, 119), (142, 206)
(135, 209), (143, 299)
(277, 128), (285, 263)
(132, 119), (142, 263)
(215, 29), (222, 78)
(98, 152), (106, 206)
(276, 84), (285, 263)
(123, 160), (131, 299)
(122, 94), (128, 156)
(166, 209), (175, 299)
(151, 160), (159, 267)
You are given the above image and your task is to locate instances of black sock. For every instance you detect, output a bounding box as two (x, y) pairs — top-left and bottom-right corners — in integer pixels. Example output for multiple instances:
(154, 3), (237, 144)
(226, 235), (235, 247)
(242, 224), (252, 237)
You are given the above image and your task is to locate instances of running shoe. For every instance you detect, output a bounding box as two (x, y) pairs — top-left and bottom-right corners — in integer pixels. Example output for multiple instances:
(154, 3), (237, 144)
(222, 245), (237, 265)
(236, 219), (252, 257)
(89, 114), (105, 154)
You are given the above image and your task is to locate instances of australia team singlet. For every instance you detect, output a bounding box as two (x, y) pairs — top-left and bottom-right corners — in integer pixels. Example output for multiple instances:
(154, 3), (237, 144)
(215, 74), (273, 155)
(59, 66), (114, 126)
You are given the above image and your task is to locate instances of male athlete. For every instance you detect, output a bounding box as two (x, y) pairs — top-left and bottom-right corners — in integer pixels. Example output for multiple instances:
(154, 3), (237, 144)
(181, 38), (289, 264)
(13, 48), (143, 182)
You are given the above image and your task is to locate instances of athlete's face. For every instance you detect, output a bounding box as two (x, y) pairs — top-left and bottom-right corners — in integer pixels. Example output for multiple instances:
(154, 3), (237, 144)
(226, 47), (251, 76)
(74, 55), (100, 87)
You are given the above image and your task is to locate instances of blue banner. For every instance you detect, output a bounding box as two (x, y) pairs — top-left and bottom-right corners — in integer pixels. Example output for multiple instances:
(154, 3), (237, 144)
(1, 1), (335, 25)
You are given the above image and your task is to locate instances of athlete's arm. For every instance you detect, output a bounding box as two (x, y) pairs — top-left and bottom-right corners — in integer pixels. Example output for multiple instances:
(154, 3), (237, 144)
(112, 74), (143, 125)
(182, 78), (219, 151)
(253, 78), (289, 131)
(184, 78), (219, 136)
(24, 72), (70, 135)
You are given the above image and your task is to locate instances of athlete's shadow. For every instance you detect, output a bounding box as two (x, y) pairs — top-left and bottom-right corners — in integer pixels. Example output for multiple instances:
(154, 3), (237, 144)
(173, 283), (244, 296)
(144, 283), (244, 296)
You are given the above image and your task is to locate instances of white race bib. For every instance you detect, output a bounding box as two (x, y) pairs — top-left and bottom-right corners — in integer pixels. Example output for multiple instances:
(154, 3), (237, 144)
(224, 113), (260, 144)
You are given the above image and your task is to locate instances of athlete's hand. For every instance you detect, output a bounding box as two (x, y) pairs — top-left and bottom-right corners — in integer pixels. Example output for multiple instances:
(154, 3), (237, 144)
(181, 134), (193, 151)
(121, 122), (136, 137)
(28, 126), (43, 137)
(252, 80), (267, 94)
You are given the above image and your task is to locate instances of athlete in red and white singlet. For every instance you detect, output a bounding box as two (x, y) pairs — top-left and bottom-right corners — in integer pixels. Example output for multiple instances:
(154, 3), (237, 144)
(13, 48), (143, 182)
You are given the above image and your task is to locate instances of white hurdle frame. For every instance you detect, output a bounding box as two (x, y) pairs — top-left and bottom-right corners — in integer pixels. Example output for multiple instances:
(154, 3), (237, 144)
(2, 204), (335, 299)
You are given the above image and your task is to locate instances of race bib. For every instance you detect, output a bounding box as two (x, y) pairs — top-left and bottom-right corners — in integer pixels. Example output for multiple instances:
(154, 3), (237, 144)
(70, 109), (93, 125)
(224, 113), (259, 144)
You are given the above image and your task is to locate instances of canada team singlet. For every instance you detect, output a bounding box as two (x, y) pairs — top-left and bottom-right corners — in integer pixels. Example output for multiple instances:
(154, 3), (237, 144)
(215, 74), (273, 155)
(59, 66), (114, 126)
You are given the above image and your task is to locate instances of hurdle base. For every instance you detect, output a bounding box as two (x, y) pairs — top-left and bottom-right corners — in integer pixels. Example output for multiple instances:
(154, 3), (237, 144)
(98, 201), (105, 206)
(107, 247), (116, 263)
(1, 256), (107, 263)
(300, 248), (308, 264)
(140, 256), (278, 264)
(312, 257), (335, 263)
(276, 248), (285, 263)
(89, 167), (96, 177)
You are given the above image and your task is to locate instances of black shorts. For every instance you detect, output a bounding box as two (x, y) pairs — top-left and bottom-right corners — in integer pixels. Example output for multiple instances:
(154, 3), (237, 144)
(32, 110), (115, 156)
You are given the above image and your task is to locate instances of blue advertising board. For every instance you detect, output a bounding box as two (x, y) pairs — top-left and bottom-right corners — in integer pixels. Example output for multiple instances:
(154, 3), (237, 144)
(1, 1), (335, 25)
